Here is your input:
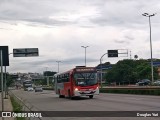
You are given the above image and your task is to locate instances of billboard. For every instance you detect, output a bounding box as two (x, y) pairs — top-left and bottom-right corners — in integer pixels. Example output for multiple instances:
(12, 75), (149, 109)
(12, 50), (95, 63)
(13, 48), (39, 57)
(108, 50), (118, 57)
(0, 46), (9, 66)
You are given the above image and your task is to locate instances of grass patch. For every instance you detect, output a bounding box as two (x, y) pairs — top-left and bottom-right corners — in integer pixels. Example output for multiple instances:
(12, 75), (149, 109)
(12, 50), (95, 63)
(10, 96), (25, 120)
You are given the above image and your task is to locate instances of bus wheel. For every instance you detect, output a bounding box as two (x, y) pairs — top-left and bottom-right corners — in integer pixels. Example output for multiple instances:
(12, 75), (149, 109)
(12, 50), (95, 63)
(89, 95), (93, 99)
(58, 90), (63, 98)
(59, 95), (63, 98)
(68, 90), (73, 99)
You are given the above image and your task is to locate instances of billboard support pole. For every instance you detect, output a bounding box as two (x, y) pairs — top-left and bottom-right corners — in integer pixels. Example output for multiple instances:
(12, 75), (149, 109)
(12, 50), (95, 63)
(4, 66), (7, 99)
(0, 50), (4, 113)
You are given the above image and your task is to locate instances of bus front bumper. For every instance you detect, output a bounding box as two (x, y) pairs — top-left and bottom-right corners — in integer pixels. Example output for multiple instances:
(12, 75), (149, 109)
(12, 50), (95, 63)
(74, 88), (99, 96)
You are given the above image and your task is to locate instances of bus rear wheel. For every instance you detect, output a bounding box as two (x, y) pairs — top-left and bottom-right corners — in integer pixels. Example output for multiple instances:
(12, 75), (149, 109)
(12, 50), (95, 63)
(89, 95), (93, 99)
(58, 90), (64, 98)
(59, 95), (63, 98)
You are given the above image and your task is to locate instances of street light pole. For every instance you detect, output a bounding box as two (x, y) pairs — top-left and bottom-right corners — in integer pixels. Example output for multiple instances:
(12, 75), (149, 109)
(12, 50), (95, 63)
(142, 13), (156, 84)
(81, 46), (89, 66)
(56, 61), (61, 73)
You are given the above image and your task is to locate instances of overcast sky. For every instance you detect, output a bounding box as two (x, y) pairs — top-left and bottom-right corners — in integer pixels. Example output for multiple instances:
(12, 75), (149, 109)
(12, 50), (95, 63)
(1, 0), (160, 73)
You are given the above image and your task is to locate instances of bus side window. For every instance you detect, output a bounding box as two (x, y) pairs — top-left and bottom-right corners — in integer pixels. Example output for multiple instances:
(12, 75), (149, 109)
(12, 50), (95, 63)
(57, 76), (60, 83)
(60, 75), (62, 83)
(65, 74), (67, 82)
(63, 74), (67, 82)
(57, 75), (62, 83)
(66, 74), (69, 82)
(62, 74), (65, 82)
(63, 74), (66, 82)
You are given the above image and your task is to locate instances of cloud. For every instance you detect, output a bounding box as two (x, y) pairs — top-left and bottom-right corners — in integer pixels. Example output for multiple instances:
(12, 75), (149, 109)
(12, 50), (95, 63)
(90, 0), (160, 27)
(0, 0), (160, 28)
(1, 0), (160, 73)
(114, 39), (130, 44)
(0, 0), (100, 27)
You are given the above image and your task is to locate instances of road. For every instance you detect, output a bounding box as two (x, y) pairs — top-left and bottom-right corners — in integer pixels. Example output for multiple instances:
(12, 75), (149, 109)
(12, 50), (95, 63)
(10, 89), (160, 120)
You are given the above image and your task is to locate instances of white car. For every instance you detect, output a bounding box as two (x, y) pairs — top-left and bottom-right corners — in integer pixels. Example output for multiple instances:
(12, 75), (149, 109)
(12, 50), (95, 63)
(27, 87), (34, 91)
(35, 86), (43, 92)
(153, 80), (160, 86)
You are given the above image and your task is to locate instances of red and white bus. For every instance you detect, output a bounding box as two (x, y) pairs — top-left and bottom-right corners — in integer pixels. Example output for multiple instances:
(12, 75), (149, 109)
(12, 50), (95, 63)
(54, 66), (99, 99)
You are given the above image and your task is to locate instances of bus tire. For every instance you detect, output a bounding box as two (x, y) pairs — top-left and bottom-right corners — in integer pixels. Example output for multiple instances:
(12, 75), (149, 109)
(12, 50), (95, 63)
(68, 90), (73, 99)
(59, 95), (63, 98)
(89, 95), (93, 99)
(58, 90), (63, 98)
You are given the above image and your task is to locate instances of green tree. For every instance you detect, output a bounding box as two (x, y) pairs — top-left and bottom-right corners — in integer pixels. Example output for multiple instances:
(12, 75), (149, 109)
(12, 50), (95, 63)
(6, 73), (14, 87)
(135, 61), (158, 80)
(105, 59), (159, 85)
(0, 73), (14, 90)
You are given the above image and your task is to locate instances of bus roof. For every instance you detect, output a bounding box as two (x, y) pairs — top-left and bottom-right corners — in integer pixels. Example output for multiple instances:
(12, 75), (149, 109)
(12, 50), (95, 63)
(54, 67), (96, 76)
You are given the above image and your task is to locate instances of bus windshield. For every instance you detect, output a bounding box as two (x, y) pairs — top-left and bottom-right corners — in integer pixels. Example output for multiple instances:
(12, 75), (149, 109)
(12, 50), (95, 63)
(74, 72), (97, 86)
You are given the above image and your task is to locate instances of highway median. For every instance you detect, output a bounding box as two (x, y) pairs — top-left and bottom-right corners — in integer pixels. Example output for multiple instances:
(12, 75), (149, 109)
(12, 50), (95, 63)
(100, 86), (160, 95)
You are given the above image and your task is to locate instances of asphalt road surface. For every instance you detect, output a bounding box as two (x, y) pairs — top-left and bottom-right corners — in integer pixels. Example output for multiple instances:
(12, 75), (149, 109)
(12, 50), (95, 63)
(10, 89), (160, 120)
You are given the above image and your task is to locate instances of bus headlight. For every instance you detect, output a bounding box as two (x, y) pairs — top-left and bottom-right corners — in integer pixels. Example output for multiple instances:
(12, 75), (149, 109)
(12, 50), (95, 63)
(74, 88), (78, 91)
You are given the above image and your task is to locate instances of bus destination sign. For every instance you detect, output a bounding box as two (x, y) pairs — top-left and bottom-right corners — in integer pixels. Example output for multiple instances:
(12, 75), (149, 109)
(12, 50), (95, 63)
(76, 68), (95, 72)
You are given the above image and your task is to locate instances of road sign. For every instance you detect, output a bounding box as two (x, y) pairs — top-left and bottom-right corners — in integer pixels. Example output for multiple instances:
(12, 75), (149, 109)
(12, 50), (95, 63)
(13, 48), (39, 57)
(108, 50), (118, 57)
(0, 46), (9, 66)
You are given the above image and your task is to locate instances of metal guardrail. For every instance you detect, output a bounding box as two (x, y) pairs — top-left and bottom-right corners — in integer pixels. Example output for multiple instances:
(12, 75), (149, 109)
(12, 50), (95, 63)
(100, 86), (160, 95)
(9, 90), (43, 120)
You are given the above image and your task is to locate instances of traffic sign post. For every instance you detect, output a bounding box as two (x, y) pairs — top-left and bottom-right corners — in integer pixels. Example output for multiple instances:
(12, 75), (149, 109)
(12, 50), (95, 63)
(100, 49), (128, 88)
